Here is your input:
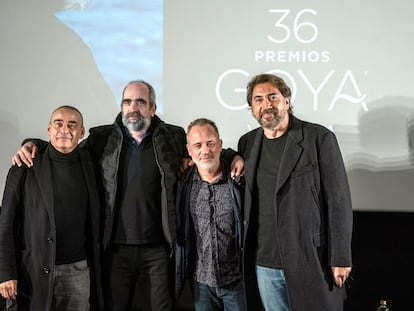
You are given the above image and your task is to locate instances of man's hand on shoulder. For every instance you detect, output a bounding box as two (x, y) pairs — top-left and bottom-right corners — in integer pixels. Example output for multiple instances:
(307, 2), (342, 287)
(230, 155), (244, 179)
(180, 157), (193, 175)
(11, 142), (38, 167)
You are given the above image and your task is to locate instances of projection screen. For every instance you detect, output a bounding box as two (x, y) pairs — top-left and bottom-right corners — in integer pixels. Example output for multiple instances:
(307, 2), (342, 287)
(1, 0), (413, 211)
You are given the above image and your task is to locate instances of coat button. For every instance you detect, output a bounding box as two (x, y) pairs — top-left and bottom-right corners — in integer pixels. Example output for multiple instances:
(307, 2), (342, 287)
(43, 267), (50, 274)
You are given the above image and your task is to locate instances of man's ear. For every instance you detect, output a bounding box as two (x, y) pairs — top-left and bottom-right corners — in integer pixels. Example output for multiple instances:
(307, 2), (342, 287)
(151, 103), (157, 117)
(285, 98), (290, 107)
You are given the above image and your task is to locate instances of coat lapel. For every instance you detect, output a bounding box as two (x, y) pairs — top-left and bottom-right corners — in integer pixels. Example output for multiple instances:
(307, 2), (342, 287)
(33, 147), (55, 221)
(245, 128), (264, 193)
(79, 149), (96, 211)
(275, 116), (304, 193)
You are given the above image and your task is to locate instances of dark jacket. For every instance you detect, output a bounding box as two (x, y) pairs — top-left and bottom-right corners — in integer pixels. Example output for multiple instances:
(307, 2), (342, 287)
(175, 161), (243, 299)
(83, 114), (187, 252)
(0, 144), (103, 310)
(238, 115), (353, 311)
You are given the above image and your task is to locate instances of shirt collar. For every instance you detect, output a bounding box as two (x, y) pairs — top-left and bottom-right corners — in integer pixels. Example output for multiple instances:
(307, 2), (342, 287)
(192, 163), (227, 185)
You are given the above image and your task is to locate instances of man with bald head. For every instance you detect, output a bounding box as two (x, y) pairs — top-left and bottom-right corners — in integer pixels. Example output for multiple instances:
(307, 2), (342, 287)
(0, 106), (102, 310)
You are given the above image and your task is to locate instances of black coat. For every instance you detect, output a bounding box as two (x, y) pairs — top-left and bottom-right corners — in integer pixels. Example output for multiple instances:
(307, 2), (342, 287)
(238, 115), (353, 311)
(0, 144), (103, 310)
(82, 114), (188, 252)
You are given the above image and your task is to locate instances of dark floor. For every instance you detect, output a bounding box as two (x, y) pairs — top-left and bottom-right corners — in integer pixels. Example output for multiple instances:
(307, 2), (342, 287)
(343, 211), (414, 311)
(1, 211), (412, 310)
(176, 211), (414, 311)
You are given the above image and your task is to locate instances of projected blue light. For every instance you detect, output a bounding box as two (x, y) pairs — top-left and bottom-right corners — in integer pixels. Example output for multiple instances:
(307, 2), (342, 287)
(55, 0), (163, 111)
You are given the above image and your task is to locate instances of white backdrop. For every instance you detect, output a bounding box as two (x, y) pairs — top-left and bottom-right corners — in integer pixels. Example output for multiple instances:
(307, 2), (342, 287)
(1, 0), (413, 211)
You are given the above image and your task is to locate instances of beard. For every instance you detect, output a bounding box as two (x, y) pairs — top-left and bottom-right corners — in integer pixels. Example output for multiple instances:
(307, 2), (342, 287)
(122, 111), (150, 132)
(194, 153), (219, 172)
(257, 108), (284, 130)
(196, 159), (216, 171)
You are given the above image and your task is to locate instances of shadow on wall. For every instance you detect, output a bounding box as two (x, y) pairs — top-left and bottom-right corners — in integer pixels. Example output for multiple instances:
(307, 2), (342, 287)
(345, 96), (414, 212)
(0, 0), (119, 200)
(0, 0), (118, 135)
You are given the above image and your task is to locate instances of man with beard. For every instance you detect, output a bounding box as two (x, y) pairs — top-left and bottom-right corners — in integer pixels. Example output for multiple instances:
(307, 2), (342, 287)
(175, 118), (246, 310)
(12, 80), (242, 311)
(238, 74), (353, 311)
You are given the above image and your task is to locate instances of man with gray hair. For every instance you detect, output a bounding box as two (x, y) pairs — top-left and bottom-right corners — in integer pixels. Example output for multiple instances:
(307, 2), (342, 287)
(239, 74), (353, 311)
(176, 118), (246, 311)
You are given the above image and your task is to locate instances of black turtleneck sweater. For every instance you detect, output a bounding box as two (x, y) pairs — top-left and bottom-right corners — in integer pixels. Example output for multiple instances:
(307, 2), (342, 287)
(48, 144), (88, 265)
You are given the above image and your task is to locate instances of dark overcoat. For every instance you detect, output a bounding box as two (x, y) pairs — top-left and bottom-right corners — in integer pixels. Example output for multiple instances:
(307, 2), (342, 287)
(0, 144), (103, 310)
(83, 114), (188, 252)
(238, 115), (353, 311)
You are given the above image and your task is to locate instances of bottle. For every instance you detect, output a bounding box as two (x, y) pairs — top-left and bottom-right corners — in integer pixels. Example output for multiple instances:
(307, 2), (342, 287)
(376, 300), (390, 311)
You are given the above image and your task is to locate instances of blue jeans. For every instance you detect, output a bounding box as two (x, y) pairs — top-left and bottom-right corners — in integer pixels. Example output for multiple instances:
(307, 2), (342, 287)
(193, 280), (247, 311)
(256, 266), (290, 311)
(52, 260), (90, 311)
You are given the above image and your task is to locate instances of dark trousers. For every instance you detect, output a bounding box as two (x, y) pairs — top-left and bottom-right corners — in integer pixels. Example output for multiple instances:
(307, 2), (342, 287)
(103, 244), (172, 311)
(2, 260), (90, 311)
(52, 260), (90, 311)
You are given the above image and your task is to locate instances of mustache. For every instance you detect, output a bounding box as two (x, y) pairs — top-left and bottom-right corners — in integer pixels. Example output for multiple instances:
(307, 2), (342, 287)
(260, 108), (277, 118)
(124, 111), (142, 119)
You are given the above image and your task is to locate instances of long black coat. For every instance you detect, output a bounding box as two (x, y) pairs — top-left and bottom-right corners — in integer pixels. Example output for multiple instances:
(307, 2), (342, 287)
(238, 115), (353, 311)
(0, 144), (103, 310)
